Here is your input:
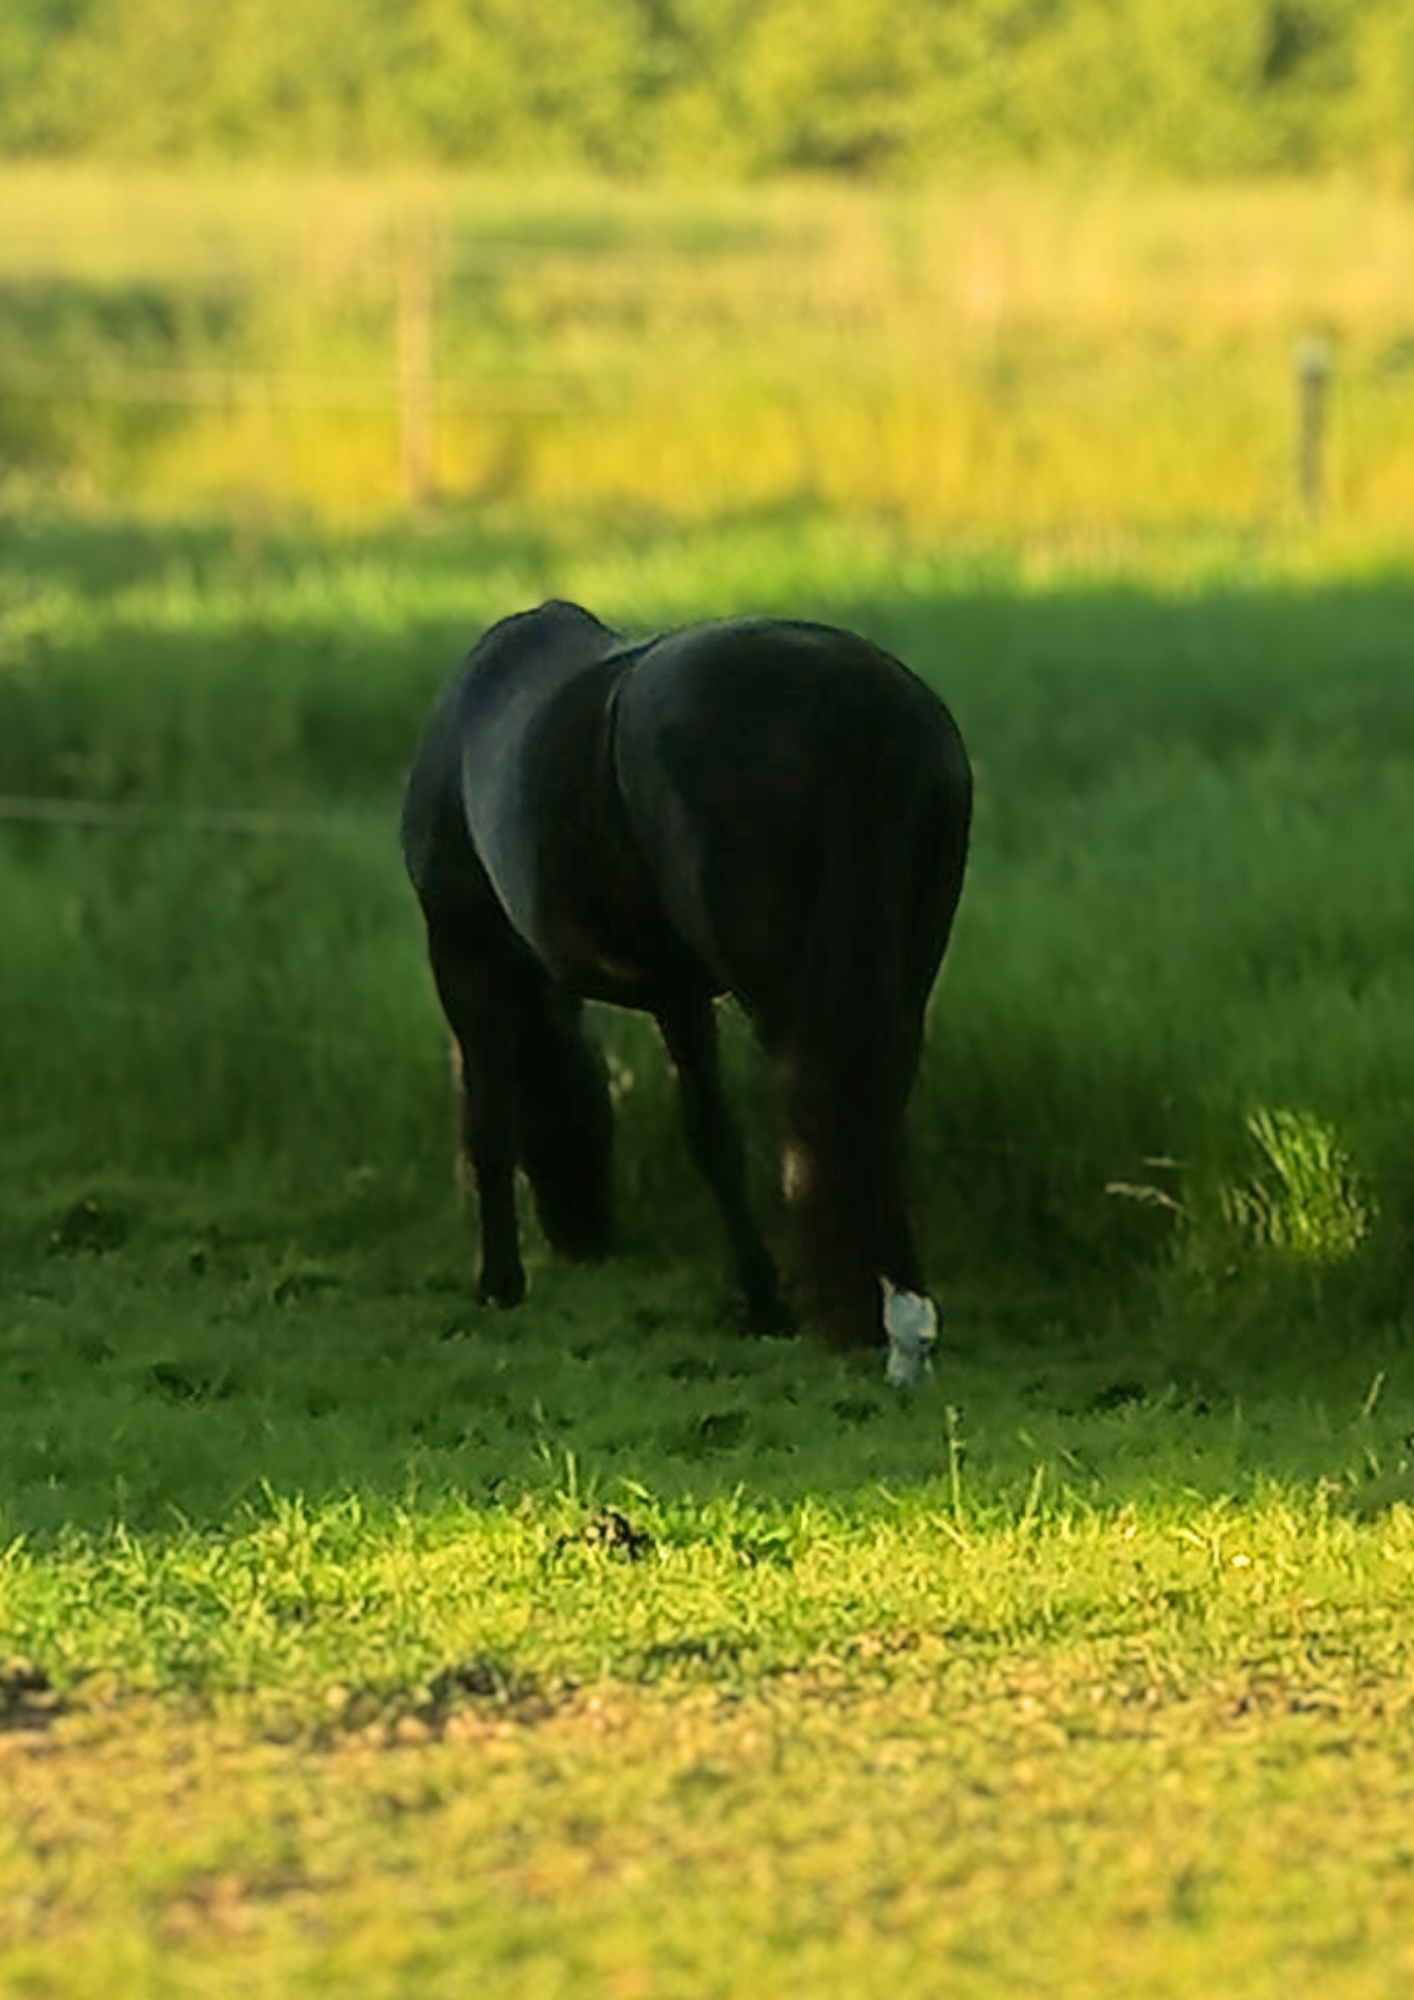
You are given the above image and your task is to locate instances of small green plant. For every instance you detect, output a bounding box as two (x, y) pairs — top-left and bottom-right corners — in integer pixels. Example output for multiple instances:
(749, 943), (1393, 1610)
(1224, 1107), (1375, 1265)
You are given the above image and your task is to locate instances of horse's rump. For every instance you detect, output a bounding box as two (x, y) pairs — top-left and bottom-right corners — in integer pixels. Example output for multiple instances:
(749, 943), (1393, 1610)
(613, 617), (972, 1345)
(612, 617), (972, 1048)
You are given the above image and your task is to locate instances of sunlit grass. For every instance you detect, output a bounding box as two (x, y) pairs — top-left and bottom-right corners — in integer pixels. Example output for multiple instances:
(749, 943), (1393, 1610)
(6, 1629), (1414, 1997)
(5, 1420), (1414, 1995)
(3, 170), (1413, 529)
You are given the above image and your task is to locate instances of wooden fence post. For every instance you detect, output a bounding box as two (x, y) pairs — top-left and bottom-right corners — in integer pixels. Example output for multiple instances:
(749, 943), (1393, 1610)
(1293, 335), (1331, 524)
(398, 206), (436, 509)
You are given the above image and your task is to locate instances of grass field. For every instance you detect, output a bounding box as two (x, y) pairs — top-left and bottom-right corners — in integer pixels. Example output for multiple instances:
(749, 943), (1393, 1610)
(3, 169), (1414, 1998)
(3, 493), (1414, 1996)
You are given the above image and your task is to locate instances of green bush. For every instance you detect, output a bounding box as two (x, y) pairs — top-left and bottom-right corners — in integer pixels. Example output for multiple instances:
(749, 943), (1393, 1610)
(3, 0), (1412, 180)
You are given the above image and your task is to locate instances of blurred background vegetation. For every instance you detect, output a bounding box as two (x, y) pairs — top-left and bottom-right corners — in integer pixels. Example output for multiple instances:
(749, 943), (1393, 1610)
(2, 1), (1412, 527)
(4, 0), (1414, 180)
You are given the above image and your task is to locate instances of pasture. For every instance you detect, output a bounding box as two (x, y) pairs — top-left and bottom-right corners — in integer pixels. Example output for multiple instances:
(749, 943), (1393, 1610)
(3, 498), (1413, 1995)
(3, 171), (1414, 1997)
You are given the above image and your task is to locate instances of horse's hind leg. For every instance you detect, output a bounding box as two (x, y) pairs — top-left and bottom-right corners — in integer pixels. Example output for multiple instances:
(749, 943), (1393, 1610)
(427, 933), (526, 1308)
(875, 1200), (925, 1298)
(776, 1051), (914, 1353)
(656, 993), (788, 1334)
(517, 983), (614, 1263)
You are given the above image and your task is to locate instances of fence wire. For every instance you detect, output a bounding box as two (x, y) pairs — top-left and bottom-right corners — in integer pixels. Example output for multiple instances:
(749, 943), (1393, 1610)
(0, 793), (379, 838)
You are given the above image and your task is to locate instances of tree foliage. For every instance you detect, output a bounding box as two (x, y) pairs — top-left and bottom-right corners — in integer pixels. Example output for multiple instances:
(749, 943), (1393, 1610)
(2, 0), (1411, 178)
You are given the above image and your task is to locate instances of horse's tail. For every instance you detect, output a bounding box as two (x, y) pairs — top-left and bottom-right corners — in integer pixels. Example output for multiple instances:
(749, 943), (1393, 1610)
(778, 718), (972, 1350)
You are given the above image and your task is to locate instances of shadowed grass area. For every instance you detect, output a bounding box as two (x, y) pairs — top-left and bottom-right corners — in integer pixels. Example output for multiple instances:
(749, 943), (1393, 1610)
(4, 1189), (1410, 1550)
(2, 502), (1411, 1302)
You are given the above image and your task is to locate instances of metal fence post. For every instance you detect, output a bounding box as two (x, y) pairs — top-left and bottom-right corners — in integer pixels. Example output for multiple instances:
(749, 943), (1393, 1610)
(1293, 335), (1331, 524)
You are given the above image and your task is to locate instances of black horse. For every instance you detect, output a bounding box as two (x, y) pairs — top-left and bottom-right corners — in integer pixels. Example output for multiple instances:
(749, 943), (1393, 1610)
(401, 601), (971, 1366)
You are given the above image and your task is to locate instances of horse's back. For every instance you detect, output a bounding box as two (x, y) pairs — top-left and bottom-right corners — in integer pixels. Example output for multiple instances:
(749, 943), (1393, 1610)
(404, 603), (971, 1032)
(619, 618), (965, 822)
(614, 618), (971, 1033)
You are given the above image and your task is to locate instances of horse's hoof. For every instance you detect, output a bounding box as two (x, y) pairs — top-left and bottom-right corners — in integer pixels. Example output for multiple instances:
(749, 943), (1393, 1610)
(741, 1293), (796, 1340)
(478, 1269), (526, 1308)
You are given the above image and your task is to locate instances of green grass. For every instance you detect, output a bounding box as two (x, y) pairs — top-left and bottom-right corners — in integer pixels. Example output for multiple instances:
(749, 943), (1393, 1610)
(4, 497), (1414, 1994)
(3, 502), (1412, 1284)
(5, 1329), (1414, 1997)
(8, 1576), (1414, 1998)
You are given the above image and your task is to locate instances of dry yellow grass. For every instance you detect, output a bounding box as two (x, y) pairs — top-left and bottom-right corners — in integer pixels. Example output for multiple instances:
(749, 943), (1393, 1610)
(7, 1630), (1414, 1998)
(2, 169), (1412, 531)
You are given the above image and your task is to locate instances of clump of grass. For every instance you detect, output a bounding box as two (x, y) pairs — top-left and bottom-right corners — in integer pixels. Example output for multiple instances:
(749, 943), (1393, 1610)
(1224, 1107), (1377, 1265)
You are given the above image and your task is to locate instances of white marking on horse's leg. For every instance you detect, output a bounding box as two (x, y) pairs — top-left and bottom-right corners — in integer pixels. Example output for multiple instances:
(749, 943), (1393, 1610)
(781, 1141), (813, 1203)
(881, 1277), (939, 1390)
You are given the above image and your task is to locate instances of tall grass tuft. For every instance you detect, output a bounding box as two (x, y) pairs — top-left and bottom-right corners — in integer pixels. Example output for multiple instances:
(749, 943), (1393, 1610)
(1224, 1107), (1376, 1265)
